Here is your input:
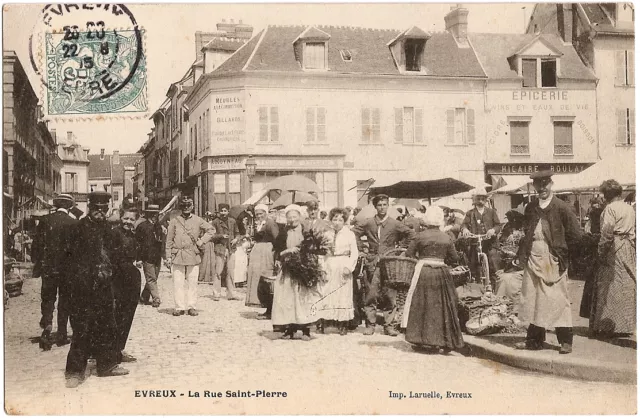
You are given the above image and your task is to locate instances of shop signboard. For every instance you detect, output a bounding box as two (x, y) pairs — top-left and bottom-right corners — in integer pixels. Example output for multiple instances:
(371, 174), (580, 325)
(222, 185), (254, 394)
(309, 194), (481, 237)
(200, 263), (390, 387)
(485, 162), (594, 176)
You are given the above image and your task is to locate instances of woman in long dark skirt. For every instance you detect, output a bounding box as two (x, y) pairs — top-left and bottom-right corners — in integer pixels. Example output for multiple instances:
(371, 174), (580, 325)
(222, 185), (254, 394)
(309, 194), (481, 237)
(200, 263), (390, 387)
(402, 206), (464, 353)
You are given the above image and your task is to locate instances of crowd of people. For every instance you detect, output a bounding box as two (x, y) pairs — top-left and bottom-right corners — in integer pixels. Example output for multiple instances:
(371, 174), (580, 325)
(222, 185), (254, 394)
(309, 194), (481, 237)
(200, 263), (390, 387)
(26, 165), (636, 388)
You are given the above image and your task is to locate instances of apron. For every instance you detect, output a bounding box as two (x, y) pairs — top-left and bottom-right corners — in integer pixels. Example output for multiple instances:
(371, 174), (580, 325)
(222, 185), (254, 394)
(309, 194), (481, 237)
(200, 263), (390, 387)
(401, 258), (447, 328)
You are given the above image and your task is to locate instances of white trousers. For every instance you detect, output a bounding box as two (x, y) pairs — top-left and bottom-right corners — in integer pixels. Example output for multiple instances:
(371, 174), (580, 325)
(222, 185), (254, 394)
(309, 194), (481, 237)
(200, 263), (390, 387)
(173, 264), (199, 311)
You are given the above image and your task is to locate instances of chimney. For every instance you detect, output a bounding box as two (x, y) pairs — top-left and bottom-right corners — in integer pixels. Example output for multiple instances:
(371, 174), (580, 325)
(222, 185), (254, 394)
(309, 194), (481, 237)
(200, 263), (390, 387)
(113, 150), (120, 166)
(444, 4), (469, 44)
(557, 4), (573, 44)
(100, 148), (105, 160)
(67, 131), (73, 142)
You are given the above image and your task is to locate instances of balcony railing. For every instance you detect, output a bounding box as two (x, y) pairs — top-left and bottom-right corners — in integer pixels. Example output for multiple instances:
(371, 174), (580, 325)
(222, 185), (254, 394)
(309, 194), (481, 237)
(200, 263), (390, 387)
(554, 144), (573, 155)
(510, 144), (530, 155)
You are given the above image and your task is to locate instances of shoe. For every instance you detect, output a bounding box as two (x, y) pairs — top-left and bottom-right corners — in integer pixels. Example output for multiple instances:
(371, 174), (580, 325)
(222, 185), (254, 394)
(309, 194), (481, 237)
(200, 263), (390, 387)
(151, 301), (161, 308)
(56, 333), (70, 347)
(281, 330), (294, 340)
(514, 341), (543, 350)
(316, 320), (325, 334)
(39, 326), (53, 351)
(187, 309), (198, 316)
(119, 352), (137, 363)
(363, 326), (375, 336)
(65, 375), (82, 388)
(173, 310), (185, 316)
(98, 366), (130, 377)
(384, 326), (399, 337)
(559, 343), (572, 354)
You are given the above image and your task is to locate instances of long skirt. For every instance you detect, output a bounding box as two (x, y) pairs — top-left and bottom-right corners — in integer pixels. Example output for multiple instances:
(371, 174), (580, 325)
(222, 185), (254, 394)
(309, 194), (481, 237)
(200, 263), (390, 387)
(317, 255), (354, 322)
(271, 269), (321, 326)
(590, 237), (636, 335)
(405, 266), (464, 349)
(246, 242), (275, 307)
(198, 242), (216, 283)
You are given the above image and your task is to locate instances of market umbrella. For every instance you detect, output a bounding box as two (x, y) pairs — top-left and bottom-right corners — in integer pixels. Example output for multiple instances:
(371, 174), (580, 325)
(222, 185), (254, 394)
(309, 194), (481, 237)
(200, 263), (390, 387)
(354, 204), (377, 223)
(553, 153), (636, 192)
(272, 191), (317, 209)
(393, 198), (422, 210)
(229, 204), (247, 219)
(369, 177), (473, 200)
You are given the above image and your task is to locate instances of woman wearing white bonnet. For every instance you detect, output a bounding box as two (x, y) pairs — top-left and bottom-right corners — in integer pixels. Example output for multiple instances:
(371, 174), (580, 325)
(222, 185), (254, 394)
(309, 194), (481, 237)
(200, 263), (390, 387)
(246, 203), (279, 316)
(403, 205), (465, 353)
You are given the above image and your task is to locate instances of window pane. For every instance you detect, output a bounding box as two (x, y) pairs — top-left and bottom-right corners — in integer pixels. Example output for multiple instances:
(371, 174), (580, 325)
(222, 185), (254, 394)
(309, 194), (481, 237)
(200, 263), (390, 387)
(455, 108), (465, 144)
(228, 173), (241, 193)
(541, 60), (557, 87)
(403, 107), (414, 143)
(259, 107), (268, 123)
(259, 124), (268, 142)
(510, 121), (530, 154)
(323, 172), (338, 192)
(306, 123), (315, 142)
(270, 107), (279, 124)
(554, 122), (573, 154)
(317, 124), (326, 142)
(213, 174), (226, 193)
(270, 124), (279, 142)
(522, 59), (537, 87)
(317, 107), (326, 125)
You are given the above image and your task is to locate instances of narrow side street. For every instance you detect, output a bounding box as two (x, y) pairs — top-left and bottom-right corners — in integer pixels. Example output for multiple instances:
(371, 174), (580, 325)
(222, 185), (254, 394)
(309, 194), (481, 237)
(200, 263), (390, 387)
(4, 271), (636, 415)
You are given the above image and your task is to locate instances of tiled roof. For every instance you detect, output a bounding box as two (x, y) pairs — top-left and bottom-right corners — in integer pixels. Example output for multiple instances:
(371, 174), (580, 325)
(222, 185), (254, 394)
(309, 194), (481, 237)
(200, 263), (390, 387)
(214, 25), (485, 78)
(111, 154), (141, 184)
(469, 33), (596, 81)
(203, 37), (245, 52)
(581, 3), (633, 34)
(88, 155), (111, 179)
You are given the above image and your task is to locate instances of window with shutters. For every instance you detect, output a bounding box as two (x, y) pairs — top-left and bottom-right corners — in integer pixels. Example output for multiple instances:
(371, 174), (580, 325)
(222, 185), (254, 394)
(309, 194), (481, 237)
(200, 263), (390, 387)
(361, 107), (381, 143)
(521, 58), (557, 88)
(306, 107), (326, 142)
(394, 107), (423, 144)
(509, 120), (530, 155)
(258, 106), (279, 142)
(522, 59), (537, 88)
(64, 172), (78, 193)
(617, 108), (636, 145)
(615, 50), (634, 86)
(553, 121), (573, 155)
(446, 108), (475, 145)
(303, 42), (326, 70)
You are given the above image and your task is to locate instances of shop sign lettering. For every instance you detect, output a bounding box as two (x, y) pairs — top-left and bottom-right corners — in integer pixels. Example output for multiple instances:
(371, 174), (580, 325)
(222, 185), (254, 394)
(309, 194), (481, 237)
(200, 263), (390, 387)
(486, 163), (593, 175)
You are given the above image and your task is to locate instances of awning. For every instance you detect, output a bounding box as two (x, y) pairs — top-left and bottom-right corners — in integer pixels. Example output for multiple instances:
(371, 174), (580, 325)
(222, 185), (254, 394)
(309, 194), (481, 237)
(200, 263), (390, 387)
(553, 154), (635, 192)
(490, 175), (532, 195)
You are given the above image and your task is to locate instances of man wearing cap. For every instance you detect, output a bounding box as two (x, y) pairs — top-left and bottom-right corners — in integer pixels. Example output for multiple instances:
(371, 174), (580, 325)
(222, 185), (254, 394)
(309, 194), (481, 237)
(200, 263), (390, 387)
(65, 191), (128, 388)
(352, 194), (415, 336)
(461, 189), (502, 288)
(136, 204), (164, 308)
(516, 168), (582, 354)
(237, 204), (255, 236)
(165, 196), (215, 315)
(33, 193), (77, 350)
(211, 203), (241, 300)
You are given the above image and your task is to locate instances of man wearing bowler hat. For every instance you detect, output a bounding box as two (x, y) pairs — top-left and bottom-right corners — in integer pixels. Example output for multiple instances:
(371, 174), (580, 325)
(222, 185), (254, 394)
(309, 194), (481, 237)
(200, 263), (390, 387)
(515, 166), (582, 354)
(33, 193), (77, 350)
(165, 196), (214, 315)
(136, 204), (164, 308)
(65, 191), (128, 388)
(211, 203), (241, 301)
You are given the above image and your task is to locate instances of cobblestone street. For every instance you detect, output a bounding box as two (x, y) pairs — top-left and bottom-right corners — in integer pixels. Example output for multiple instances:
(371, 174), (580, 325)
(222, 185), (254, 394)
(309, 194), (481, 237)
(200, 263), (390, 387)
(4, 271), (636, 415)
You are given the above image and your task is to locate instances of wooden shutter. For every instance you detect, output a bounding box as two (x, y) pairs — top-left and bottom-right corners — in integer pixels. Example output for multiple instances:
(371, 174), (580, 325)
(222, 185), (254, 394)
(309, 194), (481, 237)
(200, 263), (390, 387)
(630, 108), (636, 144)
(394, 108), (403, 143)
(361, 108), (370, 142)
(627, 50), (635, 85)
(306, 107), (315, 142)
(467, 109), (476, 144)
(372, 108), (381, 143)
(446, 109), (455, 144)
(414, 108), (423, 143)
(617, 108), (627, 144)
(615, 51), (626, 85)
(522, 59), (537, 87)
(270, 107), (279, 142)
(317, 107), (326, 142)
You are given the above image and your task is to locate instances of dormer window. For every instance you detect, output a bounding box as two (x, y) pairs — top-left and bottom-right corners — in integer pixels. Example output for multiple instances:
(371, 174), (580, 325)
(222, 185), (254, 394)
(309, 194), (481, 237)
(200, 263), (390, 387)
(512, 36), (562, 88)
(387, 26), (430, 74)
(293, 26), (331, 71)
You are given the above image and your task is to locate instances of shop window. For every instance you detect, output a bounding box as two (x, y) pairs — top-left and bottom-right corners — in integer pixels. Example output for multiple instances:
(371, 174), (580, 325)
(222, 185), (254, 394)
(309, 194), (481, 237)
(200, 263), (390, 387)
(361, 107), (381, 143)
(522, 59), (537, 88)
(394, 107), (423, 144)
(404, 39), (424, 72)
(617, 108), (636, 145)
(553, 121), (573, 155)
(306, 107), (326, 142)
(315, 172), (338, 208)
(446, 108), (475, 145)
(615, 50), (634, 86)
(228, 173), (241, 206)
(213, 173), (226, 207)
(509, 120), (530, 155)
(303, 42), (326, 70)
(259, 106), (279, 142)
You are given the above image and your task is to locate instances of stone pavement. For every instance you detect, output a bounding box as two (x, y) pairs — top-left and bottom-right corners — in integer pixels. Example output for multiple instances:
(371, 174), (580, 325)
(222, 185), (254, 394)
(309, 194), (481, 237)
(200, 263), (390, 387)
(3, 271), (636, 415)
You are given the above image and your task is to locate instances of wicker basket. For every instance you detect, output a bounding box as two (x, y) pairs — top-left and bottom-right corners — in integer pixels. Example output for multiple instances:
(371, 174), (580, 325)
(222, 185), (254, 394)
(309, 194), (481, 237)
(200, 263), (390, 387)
(380, 256), (417, 289)
(449, 266), (471, 287)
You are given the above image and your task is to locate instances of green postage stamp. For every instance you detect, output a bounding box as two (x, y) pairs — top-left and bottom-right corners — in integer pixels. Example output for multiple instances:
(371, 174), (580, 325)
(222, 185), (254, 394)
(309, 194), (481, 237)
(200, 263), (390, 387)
(44, 27), (147, 115)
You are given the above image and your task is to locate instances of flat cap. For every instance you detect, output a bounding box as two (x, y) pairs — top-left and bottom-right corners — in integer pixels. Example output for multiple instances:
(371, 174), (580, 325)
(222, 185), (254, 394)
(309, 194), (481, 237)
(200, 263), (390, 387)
(88, 191), (111, 206)
(144, 204), (161, 213)
(530, 165), (554, 180)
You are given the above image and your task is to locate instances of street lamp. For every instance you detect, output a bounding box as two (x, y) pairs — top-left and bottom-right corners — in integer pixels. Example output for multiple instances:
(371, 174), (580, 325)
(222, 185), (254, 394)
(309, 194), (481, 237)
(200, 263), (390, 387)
(245, 155), (257, 179)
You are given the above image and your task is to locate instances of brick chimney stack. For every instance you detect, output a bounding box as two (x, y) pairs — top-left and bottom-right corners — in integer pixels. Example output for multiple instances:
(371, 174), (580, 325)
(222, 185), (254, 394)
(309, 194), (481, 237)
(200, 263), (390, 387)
(445, 4), (469, 45)
(100, 148), (105, 160)
(113, 150), (120, 166)
(557, 4), (573, 44)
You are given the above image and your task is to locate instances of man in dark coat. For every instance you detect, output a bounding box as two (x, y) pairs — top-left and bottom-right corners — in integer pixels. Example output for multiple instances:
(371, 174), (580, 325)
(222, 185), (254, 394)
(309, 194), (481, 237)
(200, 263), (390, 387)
(212, 203), (241, 300)
(352, 194), (415, 336)
(34, 194), (77, 350)
(65, 191), (128, 388)
(136, 204), (164, 307)
(516, 169), (583, 354)
(237, 204), (255, 236)
(461, 190), (502, 287)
